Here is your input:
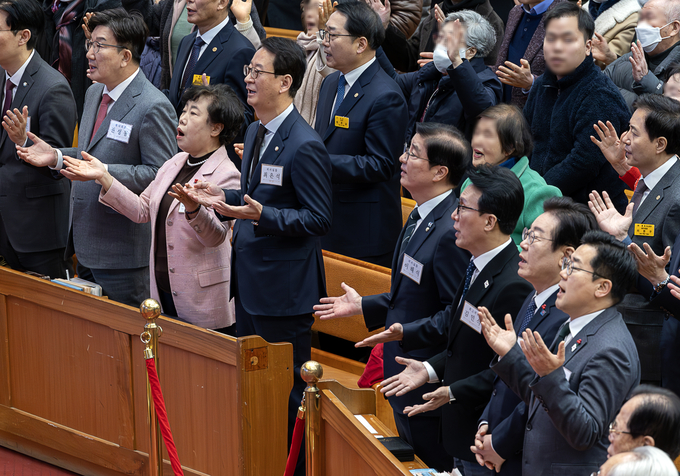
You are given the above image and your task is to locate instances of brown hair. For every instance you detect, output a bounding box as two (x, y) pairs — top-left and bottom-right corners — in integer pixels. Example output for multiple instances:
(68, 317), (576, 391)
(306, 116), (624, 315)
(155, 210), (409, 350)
(477, 104), (533, 159)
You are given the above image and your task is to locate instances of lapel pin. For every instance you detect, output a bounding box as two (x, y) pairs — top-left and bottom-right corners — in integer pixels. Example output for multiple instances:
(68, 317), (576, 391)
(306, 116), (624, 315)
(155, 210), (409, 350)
(657, 195), (661, 200)
(275, 146), (279, 151)
(354, 93), (358, 97)
(571, 343), (577, 352)
(22, 82), (27, 87)
(484, 280), (489, 288)
(212, 47), (217, 52)
(425, 222), (433, 232)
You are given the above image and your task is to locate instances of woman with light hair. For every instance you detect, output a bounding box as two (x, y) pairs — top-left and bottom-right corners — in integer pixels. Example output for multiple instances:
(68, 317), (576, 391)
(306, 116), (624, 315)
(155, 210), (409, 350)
(600, 446), (679, 476)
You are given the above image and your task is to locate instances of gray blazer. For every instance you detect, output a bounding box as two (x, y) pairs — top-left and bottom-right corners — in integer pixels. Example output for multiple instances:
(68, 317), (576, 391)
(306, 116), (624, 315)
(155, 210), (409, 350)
(492, 307), (640, 476)
(60, 70), (177, 269)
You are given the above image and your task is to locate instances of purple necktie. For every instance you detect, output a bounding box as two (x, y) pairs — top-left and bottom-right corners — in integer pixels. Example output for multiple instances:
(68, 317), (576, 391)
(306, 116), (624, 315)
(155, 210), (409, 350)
(3, 80), (15, 115)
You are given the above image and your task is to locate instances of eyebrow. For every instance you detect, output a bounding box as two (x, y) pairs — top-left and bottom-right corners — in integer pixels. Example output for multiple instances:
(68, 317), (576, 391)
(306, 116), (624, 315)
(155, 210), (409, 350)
(533, 226), (545, 233)
(572, 256), (582, 264)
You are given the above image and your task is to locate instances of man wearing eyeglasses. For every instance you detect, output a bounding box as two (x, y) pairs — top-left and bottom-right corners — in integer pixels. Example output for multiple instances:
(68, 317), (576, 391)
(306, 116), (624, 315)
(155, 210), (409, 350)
(479, 230), (640, 476)
(17, 8), (177, 306)
(313, 1), (407, 267)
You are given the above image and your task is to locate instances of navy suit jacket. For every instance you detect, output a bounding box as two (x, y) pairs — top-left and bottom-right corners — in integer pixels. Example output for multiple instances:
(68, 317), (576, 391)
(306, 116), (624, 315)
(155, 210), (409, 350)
(479, 290), (567, 476)
(314, 59), (407, 259)
(361, 193), (470, 412)
(223, 106), (333, 316)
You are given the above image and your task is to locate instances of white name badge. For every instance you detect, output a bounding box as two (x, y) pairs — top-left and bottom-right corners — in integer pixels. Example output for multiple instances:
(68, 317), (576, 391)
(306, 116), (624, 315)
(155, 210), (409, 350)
(26, 116), (30, 133)
(400, 254), (423, 284)
(460, 300), (482, 334)
(178, 203), (185, 214)
(563, 367), (572, 382)
(107, 120), (132, 143)
(261, 164), (283, 186)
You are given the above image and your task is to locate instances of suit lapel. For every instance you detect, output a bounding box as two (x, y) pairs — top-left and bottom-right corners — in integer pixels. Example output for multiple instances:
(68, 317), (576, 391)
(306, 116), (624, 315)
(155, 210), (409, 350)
(80, 83), (105, 148)
(317, 72), (339, 139)
(628, 160), (680, 234)
(175, 32), (195, 81)
(194, 22), (233, 74)
(0, 54), (38, 150)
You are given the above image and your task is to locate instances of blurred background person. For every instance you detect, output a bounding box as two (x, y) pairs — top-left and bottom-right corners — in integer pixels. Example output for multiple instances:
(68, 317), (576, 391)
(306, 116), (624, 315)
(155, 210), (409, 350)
(599, 446), (679, 476)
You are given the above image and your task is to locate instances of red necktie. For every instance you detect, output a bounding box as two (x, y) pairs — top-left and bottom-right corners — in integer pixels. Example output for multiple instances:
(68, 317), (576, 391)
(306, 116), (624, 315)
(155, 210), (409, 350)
(3, 80), (15, 115)
(91, 93), (113, 140)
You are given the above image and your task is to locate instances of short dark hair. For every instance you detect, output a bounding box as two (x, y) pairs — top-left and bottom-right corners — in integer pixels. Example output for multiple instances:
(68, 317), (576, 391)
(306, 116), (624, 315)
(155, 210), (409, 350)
(544, 2), (595, 43)
(180, 84), (245, 146)
(467, 164), (524, 235)
(543, 197), (598, 252)
(259, 37), (307, 98)
(628, 385), (680, 460)
(0, 0), (44, 50)
(333, 1), (385, 50)
(632, 94), (680, 156)
(478, 104), (533, 158)
(415, 122), (470, 187)
(87, 8), (148, 64)
(580, 230), (637, 304)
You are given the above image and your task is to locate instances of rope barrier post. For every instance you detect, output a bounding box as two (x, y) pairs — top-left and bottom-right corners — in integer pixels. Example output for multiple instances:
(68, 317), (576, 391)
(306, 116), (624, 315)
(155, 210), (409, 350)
(301, 361), (323, 476)
(140, 299), (163, 476)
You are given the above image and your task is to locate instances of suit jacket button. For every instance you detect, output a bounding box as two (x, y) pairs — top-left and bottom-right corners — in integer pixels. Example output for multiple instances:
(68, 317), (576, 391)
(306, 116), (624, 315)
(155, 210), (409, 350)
(167, 220), (173, 226)
(492, 389), (497, 396)
(447, 351), (452, 357)
(389, 304), (395, 310)
(526, 424), (531, 431)
(168, 244), (174, 250)
(169, 268), (175, 273)
(172, 291), (177, 296)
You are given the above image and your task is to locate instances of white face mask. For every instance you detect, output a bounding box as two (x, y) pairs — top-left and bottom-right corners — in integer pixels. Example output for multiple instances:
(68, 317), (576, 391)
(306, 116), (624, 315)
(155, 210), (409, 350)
(433, 44), (452, 73)
(635, 21), (673, 53)
(459, 48), (469, 59)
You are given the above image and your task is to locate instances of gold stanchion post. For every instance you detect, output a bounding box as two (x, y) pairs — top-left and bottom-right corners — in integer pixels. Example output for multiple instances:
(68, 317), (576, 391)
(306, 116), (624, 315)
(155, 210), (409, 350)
(140, 299), (163, 476)
(301, 361), (323, 476)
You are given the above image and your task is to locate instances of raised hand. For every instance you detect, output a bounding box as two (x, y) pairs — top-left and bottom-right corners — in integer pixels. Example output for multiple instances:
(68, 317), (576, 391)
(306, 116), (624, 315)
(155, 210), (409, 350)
(434, 3), (445, 25)
(367, 0), (390, 29)
(380, 356), (428, 397)
(212, 194), (262, 220)
(2, 106), (28, 146)
(444, 19), (466, 67)
(81, 12), (94, 40)
(591, 32), (617, 65)
(519, 328), (565, 377)
(590, 120), (630, 176)
(15, 132), (57, 168)
(403, 386), (450, 416)
(628, 242), (672, 287)
(588, 190), (634, 241)
(230, 0), (252, 24)
(355, 322), (403, 347)
(478, 307), (517, 357)
(314, 282), (362, 319)
(496, 59), (533, 89)
(318, 0), (337, 31)
(630, 40), (649, 83)
(184, 180), (226, 207)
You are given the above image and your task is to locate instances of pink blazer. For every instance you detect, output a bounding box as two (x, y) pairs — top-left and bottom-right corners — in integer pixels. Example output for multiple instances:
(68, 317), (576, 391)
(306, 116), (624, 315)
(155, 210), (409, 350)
(99, 146), (240, 329)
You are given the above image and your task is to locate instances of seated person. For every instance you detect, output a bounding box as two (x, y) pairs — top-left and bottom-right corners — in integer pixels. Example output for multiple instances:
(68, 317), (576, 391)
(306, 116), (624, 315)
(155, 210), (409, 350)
(584, 0), (640, 69)
(599, 446), (679, 476)
(461, 104), (562, 247)
(60, 85), (241, 334)
(377, 10), (501, 142)
(663, 62), (680, 101)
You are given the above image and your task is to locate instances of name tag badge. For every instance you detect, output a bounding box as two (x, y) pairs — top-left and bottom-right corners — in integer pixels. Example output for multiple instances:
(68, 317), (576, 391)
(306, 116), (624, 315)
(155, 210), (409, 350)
(107, 120), (132, 144)
(334, 116), (349, 129)
(634, 223), (654, 236)
(261, 164), (283, 186)
(400, 254), (423, 284)
(563, 367), (572, 382)
(193, 74), (210, 85)
(460, 300), (482, 334)
(26, 116), (30, 133)
(178, 203), (186, 214)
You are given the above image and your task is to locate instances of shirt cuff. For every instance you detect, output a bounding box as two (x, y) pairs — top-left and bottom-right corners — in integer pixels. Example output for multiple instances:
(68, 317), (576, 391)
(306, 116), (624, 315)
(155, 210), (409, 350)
(48, 149), (63, 170)
(423, 361), (439, 383)
(448, 387), (455, 401)
(479, 420), (488, 429)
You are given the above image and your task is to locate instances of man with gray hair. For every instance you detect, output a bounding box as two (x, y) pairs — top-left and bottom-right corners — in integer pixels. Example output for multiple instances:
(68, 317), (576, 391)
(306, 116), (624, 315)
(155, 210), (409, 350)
(604, 0), (680, 109)
(599, 447), (679, 476)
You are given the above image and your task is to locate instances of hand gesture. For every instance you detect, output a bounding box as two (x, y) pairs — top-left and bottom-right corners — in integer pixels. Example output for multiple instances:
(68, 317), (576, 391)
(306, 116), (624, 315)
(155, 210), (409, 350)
(434, 3), (445, 25)
(519, 329), (565, 377)
(417, 51), (434, 68)
(230, 0), (252, 24)
(588, 190), (634, 241)
(82, 12), (94, 40)
(470, 434), (505, 472)
(590, 120), (630, 176)
(591, 32), (617, 66)
(628, 242), (671, 287)
(61, 151), (110, 186)
(667, 274), (680, 300)
(403, 386), (450, 416)
(473, 424), (491, 469)
(318, 0), (337, 31)
(234, 143), (244, 160)
(212, 193), (263, 220)
(478, 307), (517, 358)
(168, 183), (200, 213)
(15, 132), (57, 168)
(367, 0), (390, 29)
(444, 19), (466, 67)
(496, 59), (534, 89)
(355, 322), (403, 347)
(630, 40), (649, 83)
(184, 180), (226, 207)
(380, 356), (428, 397)
(314, 282), (363, 319)
(2, 106), (28, 146)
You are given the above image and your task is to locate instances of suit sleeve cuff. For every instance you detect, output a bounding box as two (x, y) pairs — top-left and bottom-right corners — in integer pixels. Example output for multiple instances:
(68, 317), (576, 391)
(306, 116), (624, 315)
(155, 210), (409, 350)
(423, 361), (439, 384)
(49, 149), (63, 170)
(449, 386), (455, 401)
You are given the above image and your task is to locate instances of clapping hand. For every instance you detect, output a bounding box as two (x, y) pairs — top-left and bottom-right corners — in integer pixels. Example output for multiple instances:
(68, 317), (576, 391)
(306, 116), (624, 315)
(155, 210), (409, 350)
(444, 19), (466, 67)
(2, 106), (28, 146)
(16, 132), (57, 168)
(82, 12), (94, 40)
(314, 282), (363, 319)
(212, 194), (263, 221)
(318, 0), (337, 31)
(519, 328), (565, 378)
(588, 190), (634, 241)
(628, 242), (671, 287)
(591, 32), (617, 66)
(184, 180), (226, 207)
(168, 183), (200, 213)
(61, 151), (111, 187)
(380, 356), (428, 397)
(591, 120), (630, 176)
(403, 386), (450, 416)
(355, 322), (403, 347)
(434, 3), (445, 25)
(496, 60), (533, 89)
(630, 40), (649, 83)
(478, 307), (517, 358)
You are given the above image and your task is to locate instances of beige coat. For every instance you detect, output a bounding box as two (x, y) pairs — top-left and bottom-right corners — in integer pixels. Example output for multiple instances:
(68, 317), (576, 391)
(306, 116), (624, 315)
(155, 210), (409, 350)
(584, 0), (640, 69)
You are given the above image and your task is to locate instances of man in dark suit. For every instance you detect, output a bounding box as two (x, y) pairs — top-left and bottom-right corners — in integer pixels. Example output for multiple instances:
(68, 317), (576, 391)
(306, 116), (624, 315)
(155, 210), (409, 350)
(314, 122), (471, 471)
(372, 165), (532, 476)
(590, 94), (680, 393)
(0, 0), (76, 278)
(185, 38), (332, 468)
(314, 1), (407, 267)
(17, 8), (177, 306)
(471, 198), (598, 475)
(166, 0), (254, 167)
(480, 231), (641, 476)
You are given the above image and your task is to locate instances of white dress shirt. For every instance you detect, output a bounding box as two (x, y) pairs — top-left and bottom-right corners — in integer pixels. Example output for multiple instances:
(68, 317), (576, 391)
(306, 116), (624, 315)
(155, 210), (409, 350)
(3, 50), (34, 109)
(412, 189), (453, 233)
(637, 155), (678, 208)
(329, 56), (376, 123)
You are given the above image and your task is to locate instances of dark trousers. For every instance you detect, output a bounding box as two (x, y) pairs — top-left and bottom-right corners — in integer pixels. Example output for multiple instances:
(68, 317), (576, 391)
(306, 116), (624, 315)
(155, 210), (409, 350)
(393, 412), (453, 471)
(77, 262), (150, 308)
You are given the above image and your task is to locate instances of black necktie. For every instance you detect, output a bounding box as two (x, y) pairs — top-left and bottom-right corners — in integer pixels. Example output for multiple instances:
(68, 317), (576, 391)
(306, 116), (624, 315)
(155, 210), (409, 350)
(630, 178), (648, 217)
(517, 298), (537, 336)
(399, 208), (421, 257)
(248, 124), (267, 184)
(181, 36), (206, 92)
(461, 259), (476, 299)
(551, 321), (571, 351)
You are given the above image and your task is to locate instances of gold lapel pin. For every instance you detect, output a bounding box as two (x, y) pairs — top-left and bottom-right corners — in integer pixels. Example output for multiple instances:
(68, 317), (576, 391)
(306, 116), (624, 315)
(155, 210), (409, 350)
(657, 195), (661, 200)
(212, 47), (217, 52)
(354, 93), (358, 97)
(22, 82), (27, 86)
(275, 146), (279, 151)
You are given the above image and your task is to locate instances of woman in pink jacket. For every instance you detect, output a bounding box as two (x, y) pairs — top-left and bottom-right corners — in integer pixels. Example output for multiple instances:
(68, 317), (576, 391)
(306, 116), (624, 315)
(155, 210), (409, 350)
(64, 85), (241, 334)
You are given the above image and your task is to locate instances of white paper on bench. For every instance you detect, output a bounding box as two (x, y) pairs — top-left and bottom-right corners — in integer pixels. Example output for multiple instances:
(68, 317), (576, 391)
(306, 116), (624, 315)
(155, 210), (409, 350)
(354, 414), (378, 434)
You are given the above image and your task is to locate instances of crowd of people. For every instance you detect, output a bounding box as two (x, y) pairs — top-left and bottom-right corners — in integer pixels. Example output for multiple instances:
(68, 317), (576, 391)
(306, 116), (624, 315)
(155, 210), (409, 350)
(2, 0), (680, 473)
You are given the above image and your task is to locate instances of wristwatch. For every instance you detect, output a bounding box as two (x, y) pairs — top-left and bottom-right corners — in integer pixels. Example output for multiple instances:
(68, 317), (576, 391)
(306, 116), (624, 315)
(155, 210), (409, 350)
(654, 276), (671, 294)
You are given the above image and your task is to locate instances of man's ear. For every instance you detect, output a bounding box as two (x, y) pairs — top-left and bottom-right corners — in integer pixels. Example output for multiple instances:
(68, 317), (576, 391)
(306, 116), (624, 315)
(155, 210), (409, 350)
(17, 29), (31, 47)
(594, 279), (612, 299)
(585, 38), (593, 56)
(484, 214), (498, 232)
(656, 136), (668, 155)
(279, 73), (293, 95)
(355, 36), (369, 55)
(432, 165), (449, 183)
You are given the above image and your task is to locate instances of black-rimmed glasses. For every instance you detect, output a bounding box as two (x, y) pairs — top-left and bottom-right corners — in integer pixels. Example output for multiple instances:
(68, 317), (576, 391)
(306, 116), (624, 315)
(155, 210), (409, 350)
(522, 227), (554, 245)
(85, 39), (127, 54)
(561, 258), (606, 280)
(319, 29), (356, 42)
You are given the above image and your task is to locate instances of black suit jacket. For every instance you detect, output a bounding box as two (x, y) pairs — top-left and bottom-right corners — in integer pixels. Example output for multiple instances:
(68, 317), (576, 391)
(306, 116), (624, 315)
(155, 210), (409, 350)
(402, 241), (533, 461)
(314, 60), (408, 260)
(478, 290), (567, 475)
(361, 193), (470, 412)
(0, 52), (76, 253)
(224, 107), (333, 317)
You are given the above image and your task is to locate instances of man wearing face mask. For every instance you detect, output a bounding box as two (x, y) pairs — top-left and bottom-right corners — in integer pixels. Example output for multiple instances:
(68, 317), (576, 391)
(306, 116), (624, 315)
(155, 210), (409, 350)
(604, 0), (680, 109)
(376, 9), (501, 143)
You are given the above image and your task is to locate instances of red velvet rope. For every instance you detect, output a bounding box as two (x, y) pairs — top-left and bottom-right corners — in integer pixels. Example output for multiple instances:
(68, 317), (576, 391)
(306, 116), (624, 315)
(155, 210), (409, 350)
(145, 358), (185, 476)
(283, 416), (305, 476)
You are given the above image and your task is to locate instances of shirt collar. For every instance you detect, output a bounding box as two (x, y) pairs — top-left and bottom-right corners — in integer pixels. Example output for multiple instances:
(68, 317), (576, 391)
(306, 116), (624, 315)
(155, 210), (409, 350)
(342, 56), (376, 91)
(534, 284), (561, 310)
(261, 102), (294, 135)
(523, 0), (554, 16)
(414, 189), (452, 222)
(6, 50), (35, 88)
(472, 238), (513, 273)
(103, 68), (140, 101)
(566, 309), (605, 338)
(640, 155), (678, 192)
(197, 15), (230, 46)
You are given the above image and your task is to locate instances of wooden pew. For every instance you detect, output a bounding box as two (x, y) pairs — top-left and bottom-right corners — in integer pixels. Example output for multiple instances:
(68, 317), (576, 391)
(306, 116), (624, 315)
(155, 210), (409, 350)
(0, 267), (292, 476)
(401, 197), (416, 226)
(264, 27), (302, 41)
